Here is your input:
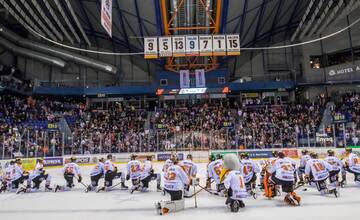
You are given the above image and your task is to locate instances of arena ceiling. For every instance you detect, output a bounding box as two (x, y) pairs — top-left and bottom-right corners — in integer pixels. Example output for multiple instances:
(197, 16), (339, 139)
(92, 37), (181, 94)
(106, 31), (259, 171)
(0, 0), (358, 77)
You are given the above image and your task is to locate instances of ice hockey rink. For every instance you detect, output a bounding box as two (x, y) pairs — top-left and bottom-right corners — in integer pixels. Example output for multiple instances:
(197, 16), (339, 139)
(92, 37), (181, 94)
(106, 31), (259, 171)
(0, 163), (359, 220)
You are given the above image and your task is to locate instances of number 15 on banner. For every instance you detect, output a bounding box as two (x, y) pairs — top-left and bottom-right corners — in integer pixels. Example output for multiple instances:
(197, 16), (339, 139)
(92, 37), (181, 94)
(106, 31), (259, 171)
(144, 38), (158, 59)
(226, 35), (240, 56)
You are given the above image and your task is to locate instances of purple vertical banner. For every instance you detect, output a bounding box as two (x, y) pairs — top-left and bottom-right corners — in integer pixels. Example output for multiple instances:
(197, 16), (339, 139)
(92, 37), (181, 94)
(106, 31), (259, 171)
(180, 70), (190, 88)
(195, 69), (206, 88)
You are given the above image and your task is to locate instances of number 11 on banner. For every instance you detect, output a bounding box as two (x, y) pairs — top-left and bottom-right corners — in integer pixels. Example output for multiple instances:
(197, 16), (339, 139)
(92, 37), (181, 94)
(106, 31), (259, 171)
(144, 37), (158, 59)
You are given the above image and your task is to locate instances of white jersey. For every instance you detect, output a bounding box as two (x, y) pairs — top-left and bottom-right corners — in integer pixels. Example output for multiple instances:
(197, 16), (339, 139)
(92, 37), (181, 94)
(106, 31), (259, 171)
(346, 153), (360, 173)
(300, 155), (311, 168)
(62, 162), (81, 176)
(305, 159), (332, 181)
(179, 160), (198, 177)
(240, 159), (260, 183)
(164, 164), (189, 191)
(90, 162), (105, 176)
(265, 157), (278, 172)
(32, 162), (45, 177)
(104, 160), (115, 172)
(5, 165), (14, 181)
(207, 159), (223, 184)
(140, 160), (153, 179)
(162, 159), (173, 173)
(269, 158), (296, 182)
(324, 156), (343, 171)
(13, 164), (24, 181)
(224, 170), (247, 200)
(127, 160), (142, 180)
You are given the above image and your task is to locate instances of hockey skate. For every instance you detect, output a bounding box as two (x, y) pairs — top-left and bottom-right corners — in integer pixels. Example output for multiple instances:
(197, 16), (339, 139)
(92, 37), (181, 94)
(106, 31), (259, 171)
(45, 185), (53, 192)
(156, 184), (162, 192)
(16, 185), (27, 194)
(121, 182), (129, 190)
(53, 185), (61, 193)
(96, 186), (106, 193)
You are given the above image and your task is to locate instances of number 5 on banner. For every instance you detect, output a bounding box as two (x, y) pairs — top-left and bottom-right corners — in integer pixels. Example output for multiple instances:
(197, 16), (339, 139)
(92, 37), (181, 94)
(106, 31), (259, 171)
(144, 37), (158, 59)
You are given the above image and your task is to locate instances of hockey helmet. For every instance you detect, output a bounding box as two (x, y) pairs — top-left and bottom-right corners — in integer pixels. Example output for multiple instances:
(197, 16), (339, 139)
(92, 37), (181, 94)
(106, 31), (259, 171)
(278, 152), (285, 159)
(310, 152), (318, 159)
(301, 149), (309, 155)
(240, 152), (249, 159)
(272, 150), (278, 157)
(187, 154), (193, 160)
(70, 156), (77, 162)
(327, 149), (335, 156)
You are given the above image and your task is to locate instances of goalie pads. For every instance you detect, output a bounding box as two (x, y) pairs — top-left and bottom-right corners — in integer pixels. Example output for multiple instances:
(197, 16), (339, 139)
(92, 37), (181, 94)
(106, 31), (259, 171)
(155, 199), (185, 215)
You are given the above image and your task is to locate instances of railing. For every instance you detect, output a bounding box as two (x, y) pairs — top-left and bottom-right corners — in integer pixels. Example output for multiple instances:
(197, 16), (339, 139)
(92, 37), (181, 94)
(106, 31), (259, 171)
(1, 121), (358, 160)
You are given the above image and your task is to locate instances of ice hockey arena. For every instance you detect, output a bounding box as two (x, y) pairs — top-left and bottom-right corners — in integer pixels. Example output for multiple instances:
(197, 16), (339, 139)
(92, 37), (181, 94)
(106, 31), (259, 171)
(0, 0), (360, 220)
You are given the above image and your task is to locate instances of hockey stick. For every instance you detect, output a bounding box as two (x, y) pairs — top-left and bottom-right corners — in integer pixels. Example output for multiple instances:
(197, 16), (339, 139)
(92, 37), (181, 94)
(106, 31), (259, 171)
(74, 176), (89, 192)
(193, 183), (198, 208)
(197, 184), (223, 196)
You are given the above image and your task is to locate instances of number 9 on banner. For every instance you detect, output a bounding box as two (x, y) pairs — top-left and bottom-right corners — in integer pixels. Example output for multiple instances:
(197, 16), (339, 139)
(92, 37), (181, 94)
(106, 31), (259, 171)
(144, 37), (158, 59)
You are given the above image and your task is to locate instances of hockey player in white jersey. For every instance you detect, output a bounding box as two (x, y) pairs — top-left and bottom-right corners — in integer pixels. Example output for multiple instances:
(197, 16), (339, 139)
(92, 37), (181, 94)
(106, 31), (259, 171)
(140, 156), (162, 192)
(162, 153), (176, 174)
(0, 160), (15, 193)
(325, 150), (343, 191)
(97, 154), (127, 192)
(17, 158), (52, 193)
(12, 158), (30, 193)
(207, 154), (224, 192)
(239, 152), (260, 197)
(268, 152), (301, 206)
(298, 149), (311, 184)
(343, 148), (360, 185)
(179, 154), (198, 197)
(54, 156), (82, 192)
(127, 154), (144, 193)
(305, 152), (334, 195)
(87, 158), (105, 192)
(223, 154), (247, 212)
(155, 156), (189, 215)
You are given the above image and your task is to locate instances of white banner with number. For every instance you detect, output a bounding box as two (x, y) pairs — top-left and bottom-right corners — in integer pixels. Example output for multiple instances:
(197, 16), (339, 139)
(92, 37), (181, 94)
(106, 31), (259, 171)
(159, 37), (172, 57)
(186, 35), (199, 56)
(199, 35), (213, 56)
(179, 70), (190, 88)
(172, 36), (186, 57)
(226, 34), (240, 56)
(101, 0), (112, 37)
(195, 69), (206, 88)
(212, 35), (226, 56)
(144, 37), (158, 59)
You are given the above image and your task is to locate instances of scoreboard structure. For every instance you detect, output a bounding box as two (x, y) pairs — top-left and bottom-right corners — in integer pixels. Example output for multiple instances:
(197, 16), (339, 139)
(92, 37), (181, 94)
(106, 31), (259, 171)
(144, 34), (240, 59)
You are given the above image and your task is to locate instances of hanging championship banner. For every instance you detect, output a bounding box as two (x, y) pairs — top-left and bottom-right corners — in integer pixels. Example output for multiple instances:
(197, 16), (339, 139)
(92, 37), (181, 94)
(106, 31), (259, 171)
(186, 35), (199, 56)
(172, 36), (186, 57)
(199, 35), (213, 56)
(144, 37), (158, 59)
(195, 69), (206, 88)
(159, 37), (172, 57)
(226, 34), (240, 56)
(101, 0), (112, 37)
(179, 70), (190, 88)
(212, 35), (226, 56)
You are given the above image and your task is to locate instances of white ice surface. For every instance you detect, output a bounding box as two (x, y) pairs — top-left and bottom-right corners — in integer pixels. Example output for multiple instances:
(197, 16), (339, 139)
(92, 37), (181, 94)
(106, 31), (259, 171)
(1, 163), (360, 220)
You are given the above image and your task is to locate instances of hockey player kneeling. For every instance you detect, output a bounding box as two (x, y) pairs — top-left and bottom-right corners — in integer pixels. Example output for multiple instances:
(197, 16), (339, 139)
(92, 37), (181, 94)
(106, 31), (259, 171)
(87, 158), (105, 192)
(156, 157), (189, 215)
(127, 154), (148, 193)
(223, 154), (247, 212)
(18, 158), (52, 193)
(179, 154), (198, 197)
(98, 154), (127, 192)
(12, 158), (30, 194)
(344, 148), (360, 186)
(268, 152), (301, 206)
(305, 152), (337, 196)
(54, 156), (82, 192)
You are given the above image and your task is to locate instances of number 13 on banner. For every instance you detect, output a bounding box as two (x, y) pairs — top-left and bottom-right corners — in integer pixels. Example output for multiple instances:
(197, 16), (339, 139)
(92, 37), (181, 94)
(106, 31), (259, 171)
(144, 37), (158, 59)
(226, 35), (240, 56)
